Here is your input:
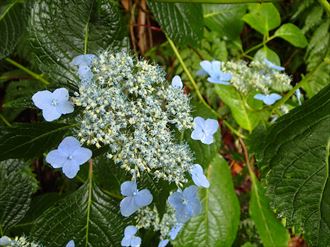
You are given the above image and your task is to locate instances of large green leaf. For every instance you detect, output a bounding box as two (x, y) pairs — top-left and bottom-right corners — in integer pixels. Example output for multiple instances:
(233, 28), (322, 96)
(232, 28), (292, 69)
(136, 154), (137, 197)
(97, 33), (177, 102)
(174, 155), (240, 247)
(0, 0), (26, 58)
(215, 85), (263, 132)
(254, 85), (330, 246)
(242, 3), (280, 35)
(203, 4), (247, 41)
(31, 171), (130, 247)
(0, 160), (36, 234)
(0, 122), (72, 161)
(148, 2), (203, 46)
(254, 46), (280, 65)
(249, 173), (289, 247)
(28, 0), (127, 86)
(274, 23), (308, 48)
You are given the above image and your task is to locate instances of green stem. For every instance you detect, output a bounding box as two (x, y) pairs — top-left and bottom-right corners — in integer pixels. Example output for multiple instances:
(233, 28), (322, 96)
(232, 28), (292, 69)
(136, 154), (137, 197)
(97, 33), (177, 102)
(85, 160), (93, 247)
(0, 114), (12, 127)
(319, 0), (330, 16)
(166, 35), (246, 139)
(4, 58), (50, 85)
(241, 35), (275, 59)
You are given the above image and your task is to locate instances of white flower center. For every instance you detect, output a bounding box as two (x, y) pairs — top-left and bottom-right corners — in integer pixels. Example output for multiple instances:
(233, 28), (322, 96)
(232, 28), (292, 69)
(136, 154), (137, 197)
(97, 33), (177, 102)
(182, 198), (188, 205)
(51, 99), (58, 106)
(67, 155), (73, 160)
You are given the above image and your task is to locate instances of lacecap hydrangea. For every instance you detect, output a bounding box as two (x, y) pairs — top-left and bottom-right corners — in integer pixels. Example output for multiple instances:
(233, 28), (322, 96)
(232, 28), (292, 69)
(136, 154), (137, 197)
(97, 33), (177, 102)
(72, 50), (195, 185)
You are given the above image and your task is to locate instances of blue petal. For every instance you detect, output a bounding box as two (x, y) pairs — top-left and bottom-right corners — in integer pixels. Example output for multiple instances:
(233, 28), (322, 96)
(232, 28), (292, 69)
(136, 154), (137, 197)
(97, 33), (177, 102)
(254, 93), (282, 105)
(121, 181), (138, 196)
(124, 225), (138, 237)
(130, 236), (141, 247)
(200, 61), (213, 75)
(196, 69), (208, 76)
(158, 239), (169, 247)
(207, 77), (230, 85)
(120, 196), (139, 217)
(201, 134), (214, 145)
(135, 189), (153, 208)
(175, 205), (192, 223)
(171, 75), (183, 89)
(264, 58), (285, 71)
(190, 164), (210, 188)
(57, 101), (74, 115)
(72, 147), (92, 165)
(78, 66), (93, 82)
(169, 224), (183, 240)
(220, 72), (232, 81)
(193, 117), (205, 129)
(189, 198), (202, 216)
(211, 61), (221, 74)
(0, 236), (12, 245)
(58, 137), (82, 156)
(204, 119), (218, 135)
(62, 160), (80, 179)
(191, 128), (204, 141)
(168, 191), (184, 209)
(52, 88), (69, 102)
(71, 54), (96, 67)
(183, 185), (198, 202)
(42, 106), (62, 122)
(295, 89), (302, 105)
(46, 150), (67, 168)
(32, 90), (52, 110)
(121, 236), (132, 247)
(66, 240), (75, 247)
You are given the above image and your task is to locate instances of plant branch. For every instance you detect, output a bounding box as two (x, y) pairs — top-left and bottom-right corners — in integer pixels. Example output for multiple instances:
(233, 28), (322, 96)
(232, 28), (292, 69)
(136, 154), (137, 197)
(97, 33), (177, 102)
(4, 58), (50, 85)
(166, 35), (246, 139)
(319, 0), (330, 16)
(0, 114), (12, 127)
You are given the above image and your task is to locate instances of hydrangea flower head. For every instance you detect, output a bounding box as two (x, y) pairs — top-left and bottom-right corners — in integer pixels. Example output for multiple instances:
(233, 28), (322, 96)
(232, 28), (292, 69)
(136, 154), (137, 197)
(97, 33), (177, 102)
(169, 223), (183, 240)
(171, 75), (183, 89)
(191, 117), (218, 145)
(71, 54), (96, 83)
(190, 164), (210, 188)
(168, 185), (201, 223)
(46, 136), (92, 178)
(254, 93), (282, 105)
(73, 51), (194, 184)
(264, 58), (285, 71)
(199, 60), (232, 85)
(32, 88), (74, 121)
(120, 181), (153, 217)
(121, 225), (141, 247)
(158, 239), (169, 247)
(66, 240), (75, 247)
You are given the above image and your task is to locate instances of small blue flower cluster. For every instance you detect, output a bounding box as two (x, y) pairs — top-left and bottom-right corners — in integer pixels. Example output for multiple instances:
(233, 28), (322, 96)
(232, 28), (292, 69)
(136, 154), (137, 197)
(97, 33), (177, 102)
(0, 236), (40, 247)
(30, 51), (220, 246)
(198, 58), (292, 106)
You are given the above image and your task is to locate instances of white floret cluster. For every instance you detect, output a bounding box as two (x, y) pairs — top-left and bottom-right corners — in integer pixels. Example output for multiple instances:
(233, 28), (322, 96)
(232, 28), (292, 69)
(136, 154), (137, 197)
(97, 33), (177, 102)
(222, 60), (292, 94)
(73, 50), (194, 185)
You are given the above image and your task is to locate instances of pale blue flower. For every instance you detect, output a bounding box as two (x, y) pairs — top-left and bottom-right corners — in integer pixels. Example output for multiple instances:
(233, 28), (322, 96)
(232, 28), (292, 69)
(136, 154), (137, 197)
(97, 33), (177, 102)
(168, 185), (201, 223)
(71, 54), (96, 83)
(0, 236), (12, 246)
(171, 75), (183, 89)
(46, 136), (92, 179)
(264, 58), (285, 71)
(121, 225), (141, 247)
(191, 117), (219, 145)
(32, 88), (74, 122)
(295, 89), (302, 105)
(254, 93), (282, 105)
(169, 223), (183, 240)
(190, 164), (210, 188)
(66, 240), (75, 247)
(199, 60), (231, 85)
(120, 181), (153, 217)
(158, 239), (169, 247)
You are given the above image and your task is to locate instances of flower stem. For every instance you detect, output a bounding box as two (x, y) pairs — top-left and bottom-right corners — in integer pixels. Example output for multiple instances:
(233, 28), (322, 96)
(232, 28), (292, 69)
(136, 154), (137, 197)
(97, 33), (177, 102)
(0, 113), (12, 127)
(166, 35), (246, 139)
(4, 58), (50, 85)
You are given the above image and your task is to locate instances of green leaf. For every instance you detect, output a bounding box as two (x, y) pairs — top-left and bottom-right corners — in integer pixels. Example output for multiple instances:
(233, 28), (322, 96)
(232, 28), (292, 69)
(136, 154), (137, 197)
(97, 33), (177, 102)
(242, 3), (280, 35)
(174, 155), (240, 247)
(0, 159), (35, 234)
(254, 84), (330, 246)
(148, 2), (203, 46)
(254, 46), (281, 65)
(215, 85), (262, 132)
(0, 122), (73, 161)
(274, 23), (308, 48)
(31, 172), (130, 246)
(28, 0), (127, 85)
(203, 4), (247, 41)
(0, 0), (26, 59)
(249, 173), (289, 247)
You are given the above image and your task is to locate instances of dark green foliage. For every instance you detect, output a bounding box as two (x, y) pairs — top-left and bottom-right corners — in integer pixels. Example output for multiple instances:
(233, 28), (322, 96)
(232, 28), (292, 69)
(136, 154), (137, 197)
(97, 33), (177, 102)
(0, 159), (37, 234)
(0, 122), (73, 161)
(148, 1), (203, 46)
(255, 85), (330, 246)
